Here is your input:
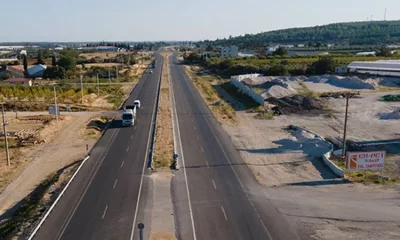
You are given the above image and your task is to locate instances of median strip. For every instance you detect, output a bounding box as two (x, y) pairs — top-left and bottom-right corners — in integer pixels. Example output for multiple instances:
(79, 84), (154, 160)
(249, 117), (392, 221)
(152, 52), (174, 169)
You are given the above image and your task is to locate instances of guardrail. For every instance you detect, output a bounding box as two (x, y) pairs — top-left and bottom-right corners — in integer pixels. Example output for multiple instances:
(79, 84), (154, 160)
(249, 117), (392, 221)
(147, 58), (163, 169)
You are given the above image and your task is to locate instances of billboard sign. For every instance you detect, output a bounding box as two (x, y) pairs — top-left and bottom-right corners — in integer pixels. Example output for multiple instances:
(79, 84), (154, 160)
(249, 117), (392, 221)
(347, 151), (386, 171)
(48, 105), (60, 115)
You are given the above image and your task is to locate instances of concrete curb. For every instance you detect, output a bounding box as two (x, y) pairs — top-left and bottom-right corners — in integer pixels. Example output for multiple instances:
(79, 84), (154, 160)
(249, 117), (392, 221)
(28, 156), (90, 240)
(147, 58), (163, 169)
(290, 125), (344, 178)
(169, 57), (180, 170)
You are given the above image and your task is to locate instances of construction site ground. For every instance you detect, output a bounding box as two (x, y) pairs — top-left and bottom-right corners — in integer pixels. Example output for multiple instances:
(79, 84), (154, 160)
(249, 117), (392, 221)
(221, 89), (400, 240)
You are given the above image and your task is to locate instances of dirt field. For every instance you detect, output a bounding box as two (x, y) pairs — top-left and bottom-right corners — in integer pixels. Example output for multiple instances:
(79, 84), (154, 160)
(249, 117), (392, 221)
(183, 66), (236, 125)
(79, 52), (119, 59)
(0, 115), (101, 216)
(153, 52), (173, 168)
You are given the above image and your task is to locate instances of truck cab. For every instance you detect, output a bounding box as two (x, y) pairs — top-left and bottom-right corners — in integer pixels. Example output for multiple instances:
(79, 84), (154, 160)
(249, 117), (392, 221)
(122, 109), (135, 127)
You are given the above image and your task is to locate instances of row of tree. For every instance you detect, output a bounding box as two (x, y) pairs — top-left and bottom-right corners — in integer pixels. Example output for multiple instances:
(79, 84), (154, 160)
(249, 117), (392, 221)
(183, 52), (338, 76)
(204, 20), (400, 48)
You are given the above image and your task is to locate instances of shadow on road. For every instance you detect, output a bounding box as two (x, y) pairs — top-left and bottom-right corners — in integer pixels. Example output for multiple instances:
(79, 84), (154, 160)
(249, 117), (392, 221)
(183, 160), (310, 169)
(284, 179), (352, 186)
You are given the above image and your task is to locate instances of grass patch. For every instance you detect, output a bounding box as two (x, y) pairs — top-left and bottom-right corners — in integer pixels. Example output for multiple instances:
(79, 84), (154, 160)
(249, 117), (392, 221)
(331, 158), (400, 184)
(254, 112), (276, 120)
(219, 82), (260, 109)
(184, 66), (236, 124)
(0, 173), (59, 238)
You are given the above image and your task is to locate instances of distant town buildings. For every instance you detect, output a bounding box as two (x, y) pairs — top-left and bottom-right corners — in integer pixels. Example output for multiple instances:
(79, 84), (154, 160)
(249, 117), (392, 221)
(220, 46), (239, 57)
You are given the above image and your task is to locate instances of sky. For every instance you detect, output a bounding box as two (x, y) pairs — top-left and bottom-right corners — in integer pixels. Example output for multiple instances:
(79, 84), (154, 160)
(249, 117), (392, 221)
(1, 0), (400, 42)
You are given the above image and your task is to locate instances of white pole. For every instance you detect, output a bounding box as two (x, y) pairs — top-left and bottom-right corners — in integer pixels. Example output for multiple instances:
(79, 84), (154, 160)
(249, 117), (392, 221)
(53, 85), (58, 123)
(80, 75), (84, 104)
(97, 73), (100, 95)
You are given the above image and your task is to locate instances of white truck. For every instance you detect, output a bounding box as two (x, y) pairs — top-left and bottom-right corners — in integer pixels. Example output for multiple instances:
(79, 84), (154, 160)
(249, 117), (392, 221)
(122, 109), (135, 126)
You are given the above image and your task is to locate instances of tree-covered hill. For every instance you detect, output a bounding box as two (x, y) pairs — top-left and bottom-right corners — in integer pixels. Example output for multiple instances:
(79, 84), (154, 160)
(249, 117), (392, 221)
(205, 21), (400, 48)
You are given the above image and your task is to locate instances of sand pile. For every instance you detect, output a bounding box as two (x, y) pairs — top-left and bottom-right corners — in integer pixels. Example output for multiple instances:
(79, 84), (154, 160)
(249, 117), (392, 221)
(306, 75), (377, 90)
(284, 128), (331, 157)
(261, 85), (296, 98)
(266, 95), (324, 115)
(378, 108), (400, 120)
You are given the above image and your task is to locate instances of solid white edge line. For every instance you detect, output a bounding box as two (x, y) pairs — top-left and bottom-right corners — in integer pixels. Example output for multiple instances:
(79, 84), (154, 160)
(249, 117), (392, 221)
(171, 55), (197, 240)
(130, 55), (162, 240)
(202, 107), (274, 240)
(27, 155), (90, 240)
(180, 57), (274, 240)
(102, 205), (108, 219)
(56, 128), (120, 240)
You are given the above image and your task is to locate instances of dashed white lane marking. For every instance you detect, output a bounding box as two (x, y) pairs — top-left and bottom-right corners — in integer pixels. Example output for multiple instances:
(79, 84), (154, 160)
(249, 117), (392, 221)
(121, 161), (124, 168)
(102, 205), (108, 219)
(206, 160), (210, 168)
(197, 134), (200, 140)
(131, 135), (134, 139)
(212, 179), (217, 190)
(221, 206), (228, 220)
(193, 125), (196, 131)
(201, 146), (204, 152)
(126, 146), (130, 152)
(113, 179), (118, 189)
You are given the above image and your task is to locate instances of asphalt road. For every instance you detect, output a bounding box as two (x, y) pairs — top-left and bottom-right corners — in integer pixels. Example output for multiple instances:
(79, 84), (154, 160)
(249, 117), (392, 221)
(169, 53), (300, 240)
(32, 53), (162, 240)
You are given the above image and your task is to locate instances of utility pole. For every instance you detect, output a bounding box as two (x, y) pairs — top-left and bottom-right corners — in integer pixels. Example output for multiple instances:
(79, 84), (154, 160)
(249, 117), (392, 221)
(53, 85), (59, 123)
(96, 73), (100, 95)
(2, 104), (10, 166)
(80, 75), (84, 104)
(384, 9), (387, 21)
(342, 92), (357, 158)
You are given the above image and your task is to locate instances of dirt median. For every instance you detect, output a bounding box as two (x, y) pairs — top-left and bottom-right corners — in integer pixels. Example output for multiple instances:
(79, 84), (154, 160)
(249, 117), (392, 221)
(153, 52), (174, 169)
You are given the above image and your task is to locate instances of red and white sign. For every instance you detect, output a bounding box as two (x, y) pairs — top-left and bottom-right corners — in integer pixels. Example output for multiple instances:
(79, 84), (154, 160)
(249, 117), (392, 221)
(347, 151), (386, 171)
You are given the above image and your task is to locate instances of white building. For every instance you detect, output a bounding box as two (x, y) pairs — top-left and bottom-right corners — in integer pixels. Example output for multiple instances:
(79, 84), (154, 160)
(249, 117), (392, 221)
(220, 46), (239, 57)
(347, 60), (400, 77)
(356, 51), (376, 56)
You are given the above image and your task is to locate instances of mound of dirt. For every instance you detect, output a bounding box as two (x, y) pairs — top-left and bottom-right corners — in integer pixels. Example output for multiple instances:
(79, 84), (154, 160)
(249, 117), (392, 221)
(261, 85), (296, 98)
(306, 75), (377, 90)
(266, 95), (324, 115)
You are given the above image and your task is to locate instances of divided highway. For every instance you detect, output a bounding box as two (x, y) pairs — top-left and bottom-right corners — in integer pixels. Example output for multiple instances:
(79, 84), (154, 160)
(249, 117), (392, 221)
(32, 53), (162, 240)
(169, 53), (299, 240)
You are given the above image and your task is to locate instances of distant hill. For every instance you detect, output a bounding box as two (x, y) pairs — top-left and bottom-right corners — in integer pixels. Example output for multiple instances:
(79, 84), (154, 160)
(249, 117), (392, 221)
(206, 21), (400, 48)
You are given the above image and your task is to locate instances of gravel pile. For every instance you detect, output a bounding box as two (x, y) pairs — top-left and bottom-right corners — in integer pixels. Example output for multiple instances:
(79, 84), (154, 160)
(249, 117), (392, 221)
(266, 95), (324, 115)
(306, 75), (377, 90)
